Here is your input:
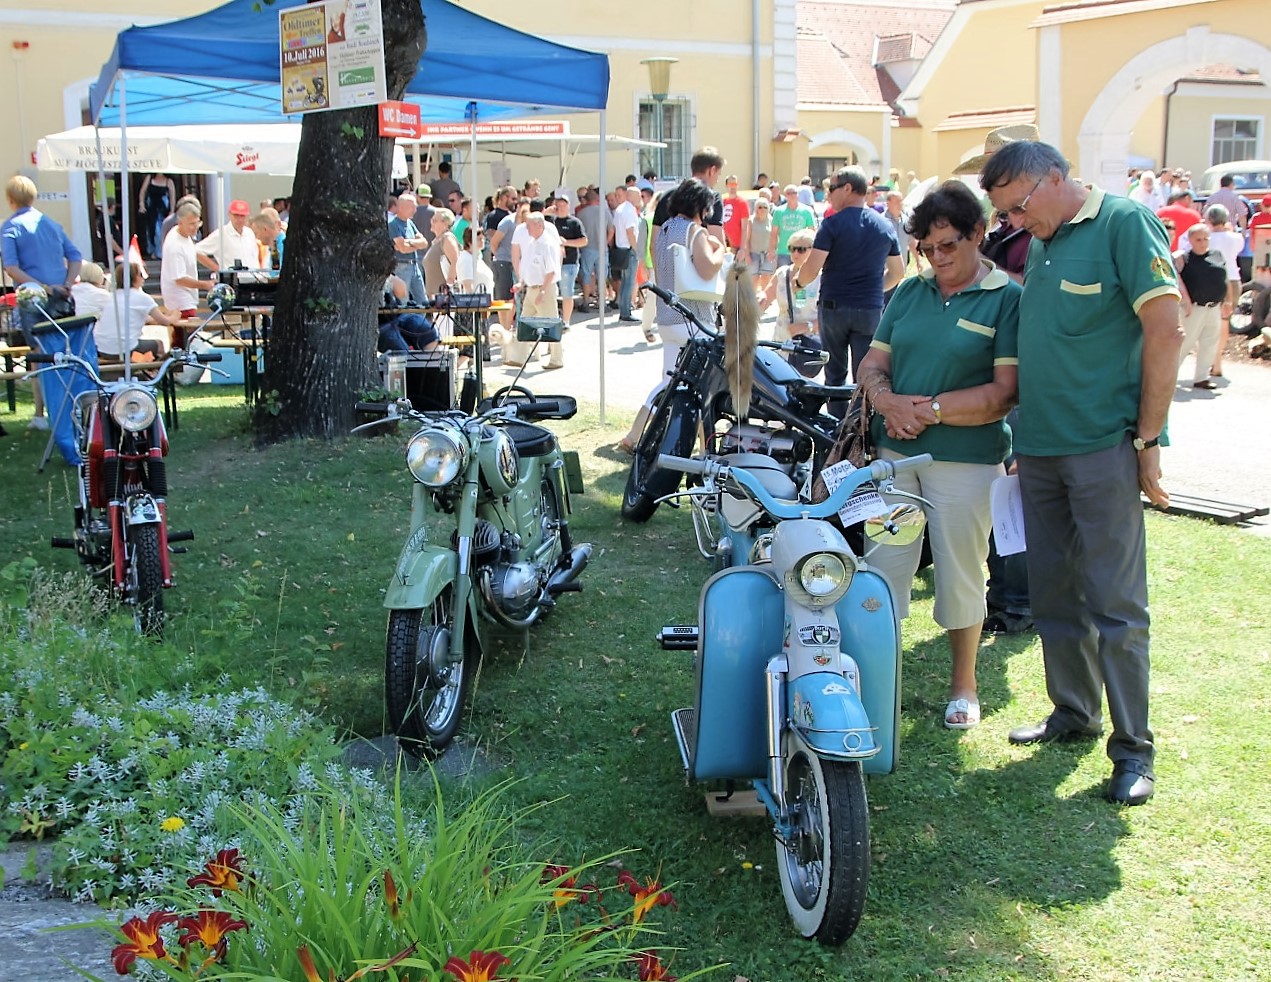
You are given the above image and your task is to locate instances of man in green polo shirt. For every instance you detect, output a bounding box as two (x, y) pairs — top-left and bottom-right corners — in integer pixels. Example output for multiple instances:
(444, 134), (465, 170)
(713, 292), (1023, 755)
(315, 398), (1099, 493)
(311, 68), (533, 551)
(982, 141), (1182, 807)
(770, 185), (817, 267)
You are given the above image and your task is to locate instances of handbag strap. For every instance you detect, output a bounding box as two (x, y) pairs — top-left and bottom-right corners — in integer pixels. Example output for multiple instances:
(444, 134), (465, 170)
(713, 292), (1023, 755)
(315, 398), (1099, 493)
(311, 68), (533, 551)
(783, 267), (794, 316)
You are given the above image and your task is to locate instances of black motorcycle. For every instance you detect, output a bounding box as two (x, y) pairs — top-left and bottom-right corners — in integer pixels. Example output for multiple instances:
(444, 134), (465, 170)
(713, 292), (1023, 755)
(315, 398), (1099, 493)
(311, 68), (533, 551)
(622, 282), (852, 523)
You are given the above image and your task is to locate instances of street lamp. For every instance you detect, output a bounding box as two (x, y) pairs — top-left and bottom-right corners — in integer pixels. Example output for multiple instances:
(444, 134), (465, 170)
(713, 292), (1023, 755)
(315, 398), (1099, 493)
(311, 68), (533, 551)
(641, 57), (677, 178)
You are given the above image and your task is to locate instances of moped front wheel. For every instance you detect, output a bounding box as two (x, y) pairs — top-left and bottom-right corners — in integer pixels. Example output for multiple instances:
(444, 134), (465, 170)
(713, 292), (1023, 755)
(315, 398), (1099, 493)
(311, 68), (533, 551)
(776, 735), (869, 945)
(385, 595), (473, 759)
(129, 524), (165, 637)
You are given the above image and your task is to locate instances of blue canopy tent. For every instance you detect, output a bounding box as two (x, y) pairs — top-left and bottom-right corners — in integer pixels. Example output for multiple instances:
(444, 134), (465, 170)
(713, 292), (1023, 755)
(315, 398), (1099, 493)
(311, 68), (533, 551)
(86, 0), (617, 415)
(89, 0), (609, 125)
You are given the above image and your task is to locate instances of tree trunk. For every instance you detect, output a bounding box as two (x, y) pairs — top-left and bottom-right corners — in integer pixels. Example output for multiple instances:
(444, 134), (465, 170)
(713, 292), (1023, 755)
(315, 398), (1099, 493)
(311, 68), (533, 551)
(255, 0), (426, 442)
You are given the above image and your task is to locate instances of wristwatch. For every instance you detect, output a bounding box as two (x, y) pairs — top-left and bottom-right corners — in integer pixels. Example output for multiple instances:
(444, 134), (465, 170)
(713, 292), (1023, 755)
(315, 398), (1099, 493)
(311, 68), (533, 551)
(931, 399), (943, 422)
(1132, 434), (1160, 451)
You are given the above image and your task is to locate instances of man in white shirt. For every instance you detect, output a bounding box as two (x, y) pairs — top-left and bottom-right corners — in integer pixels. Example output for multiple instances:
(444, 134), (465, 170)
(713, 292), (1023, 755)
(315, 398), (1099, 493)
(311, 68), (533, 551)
(160, 201), (214, 343)
(515, 212), (564, 370)
(611, 187), (641, 322)
(196, 199), (260, 270)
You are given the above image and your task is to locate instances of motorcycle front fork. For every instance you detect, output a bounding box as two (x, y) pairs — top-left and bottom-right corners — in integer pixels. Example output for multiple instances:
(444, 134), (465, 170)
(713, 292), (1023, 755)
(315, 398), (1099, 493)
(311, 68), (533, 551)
(447, 480), (481, 663)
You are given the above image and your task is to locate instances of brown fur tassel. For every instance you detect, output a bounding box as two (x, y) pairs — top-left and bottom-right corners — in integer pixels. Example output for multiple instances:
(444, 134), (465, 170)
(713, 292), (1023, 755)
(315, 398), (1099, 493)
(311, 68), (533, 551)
(721, 261), (759, 418)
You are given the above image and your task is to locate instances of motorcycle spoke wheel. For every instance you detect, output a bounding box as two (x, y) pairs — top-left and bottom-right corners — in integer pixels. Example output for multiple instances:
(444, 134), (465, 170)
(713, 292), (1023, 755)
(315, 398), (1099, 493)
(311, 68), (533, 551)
(776, 735), (870, 946)
(622, 390), (679, 523)
(385, 597), (473, 760)
(129, 525), (165, 637)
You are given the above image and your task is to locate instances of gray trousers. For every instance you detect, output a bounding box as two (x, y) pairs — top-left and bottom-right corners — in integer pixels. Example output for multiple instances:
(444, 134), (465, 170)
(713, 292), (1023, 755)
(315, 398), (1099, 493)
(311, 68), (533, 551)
(1017, 437), (1154, 770)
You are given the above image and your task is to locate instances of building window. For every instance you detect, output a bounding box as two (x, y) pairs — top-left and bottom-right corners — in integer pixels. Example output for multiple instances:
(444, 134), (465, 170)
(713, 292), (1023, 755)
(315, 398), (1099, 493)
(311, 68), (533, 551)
(1212, 118), (1260, 165)
(637, 98), (690, 180)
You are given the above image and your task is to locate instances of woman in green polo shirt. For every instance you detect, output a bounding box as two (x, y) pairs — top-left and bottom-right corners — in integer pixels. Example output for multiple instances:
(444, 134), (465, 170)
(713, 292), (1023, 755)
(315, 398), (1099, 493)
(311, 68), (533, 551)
(855, 181), (1021, 730)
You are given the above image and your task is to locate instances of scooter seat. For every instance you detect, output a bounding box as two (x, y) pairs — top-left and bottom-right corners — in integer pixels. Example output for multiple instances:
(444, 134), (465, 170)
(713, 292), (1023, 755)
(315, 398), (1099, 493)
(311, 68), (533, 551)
(500, 420), (557, 457)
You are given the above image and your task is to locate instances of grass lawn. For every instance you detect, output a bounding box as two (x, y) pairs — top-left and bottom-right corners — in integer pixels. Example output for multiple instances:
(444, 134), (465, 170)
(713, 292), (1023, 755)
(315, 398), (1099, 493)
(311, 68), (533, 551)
(2, 386), (1269, 981)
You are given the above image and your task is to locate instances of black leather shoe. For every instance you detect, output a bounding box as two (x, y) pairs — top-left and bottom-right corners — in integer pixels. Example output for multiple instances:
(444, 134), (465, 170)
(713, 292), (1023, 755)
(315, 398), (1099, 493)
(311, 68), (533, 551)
(1105, 759), (1155, 806)
(1007, 716), (1103, 746)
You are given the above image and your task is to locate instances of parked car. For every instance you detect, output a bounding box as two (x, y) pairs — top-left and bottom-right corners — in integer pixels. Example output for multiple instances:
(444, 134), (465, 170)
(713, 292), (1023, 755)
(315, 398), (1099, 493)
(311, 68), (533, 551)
(1197, 160), (1271, 199)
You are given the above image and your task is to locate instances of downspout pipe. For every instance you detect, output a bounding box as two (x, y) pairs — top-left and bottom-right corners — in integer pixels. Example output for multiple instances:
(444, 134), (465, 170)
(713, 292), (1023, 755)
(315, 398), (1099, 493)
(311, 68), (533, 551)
(753, 0), (761, 182)
(1161, 79), (1179, 169)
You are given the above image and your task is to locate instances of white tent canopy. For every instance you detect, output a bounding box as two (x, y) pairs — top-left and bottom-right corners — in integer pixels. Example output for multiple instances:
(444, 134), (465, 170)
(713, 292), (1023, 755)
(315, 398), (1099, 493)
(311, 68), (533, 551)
(37, 124), (408, 178)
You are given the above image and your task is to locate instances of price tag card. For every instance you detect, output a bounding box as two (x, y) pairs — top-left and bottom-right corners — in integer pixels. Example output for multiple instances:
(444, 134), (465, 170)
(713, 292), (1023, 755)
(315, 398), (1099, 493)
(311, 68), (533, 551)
(819, 460), (888, 526)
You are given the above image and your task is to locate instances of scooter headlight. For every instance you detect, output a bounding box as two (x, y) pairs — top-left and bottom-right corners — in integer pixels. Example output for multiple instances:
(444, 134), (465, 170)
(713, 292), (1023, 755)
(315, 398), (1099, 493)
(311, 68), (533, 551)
(791, 552), (852, 607)
(110, 385), (159, 432)
(406, 423), (468, 487)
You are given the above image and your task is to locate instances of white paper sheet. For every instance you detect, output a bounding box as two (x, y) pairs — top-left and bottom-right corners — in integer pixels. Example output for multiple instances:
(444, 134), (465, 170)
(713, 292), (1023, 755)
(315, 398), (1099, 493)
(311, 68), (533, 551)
(990, 473), (1027, 556)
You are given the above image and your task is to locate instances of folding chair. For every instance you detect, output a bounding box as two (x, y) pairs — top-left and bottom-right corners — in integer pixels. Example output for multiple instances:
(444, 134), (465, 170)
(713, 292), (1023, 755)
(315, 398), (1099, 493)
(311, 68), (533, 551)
(30, 315), (99, 472)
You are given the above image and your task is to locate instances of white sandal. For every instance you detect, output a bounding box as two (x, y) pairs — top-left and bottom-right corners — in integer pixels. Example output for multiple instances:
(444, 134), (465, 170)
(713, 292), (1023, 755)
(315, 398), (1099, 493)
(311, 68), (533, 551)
(944, 697), (981, 730)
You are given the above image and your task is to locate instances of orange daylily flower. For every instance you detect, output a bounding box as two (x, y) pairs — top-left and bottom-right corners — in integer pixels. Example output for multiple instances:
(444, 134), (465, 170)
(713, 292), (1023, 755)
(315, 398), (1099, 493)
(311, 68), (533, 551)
(187, 848), (247, 896)
(442, 949), (511, 982)
(617, 871), (677, 924)
(635, 950), (678, 982)
(382, 869), (415, 919)
(541, 864), (599, 908)
(112, 911), (178, 975)
(297, 945), (325, 982)
(177, 909), (249, 961)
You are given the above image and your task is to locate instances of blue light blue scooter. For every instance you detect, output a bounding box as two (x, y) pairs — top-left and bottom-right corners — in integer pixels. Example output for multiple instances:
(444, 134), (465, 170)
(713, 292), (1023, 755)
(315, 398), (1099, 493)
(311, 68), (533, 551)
(656, 451), (930, 945)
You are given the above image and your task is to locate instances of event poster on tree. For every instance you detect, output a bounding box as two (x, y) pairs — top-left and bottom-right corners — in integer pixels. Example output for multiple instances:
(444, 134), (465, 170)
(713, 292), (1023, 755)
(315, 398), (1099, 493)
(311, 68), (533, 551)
(280, 0), (387, 115)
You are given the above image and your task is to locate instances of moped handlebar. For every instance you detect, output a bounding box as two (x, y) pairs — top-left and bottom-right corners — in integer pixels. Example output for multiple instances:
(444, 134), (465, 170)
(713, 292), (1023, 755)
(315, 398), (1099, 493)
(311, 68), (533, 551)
(656, 452), (933, 521)
(196, 352), (223, 364)
(26, 352), (57, 365)
(27, 347), (229, 388)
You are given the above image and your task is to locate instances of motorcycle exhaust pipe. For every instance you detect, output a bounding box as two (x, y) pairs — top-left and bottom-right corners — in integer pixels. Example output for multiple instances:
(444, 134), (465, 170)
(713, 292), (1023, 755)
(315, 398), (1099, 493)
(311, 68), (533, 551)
(546, 542), (592, 595)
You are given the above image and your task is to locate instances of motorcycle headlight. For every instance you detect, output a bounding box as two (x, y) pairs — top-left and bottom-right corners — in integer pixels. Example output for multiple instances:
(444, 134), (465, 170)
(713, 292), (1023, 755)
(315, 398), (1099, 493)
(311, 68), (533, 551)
(110, 385), (159, 432)
(406, 424), (468, 487)
(790, 552), (852, 607)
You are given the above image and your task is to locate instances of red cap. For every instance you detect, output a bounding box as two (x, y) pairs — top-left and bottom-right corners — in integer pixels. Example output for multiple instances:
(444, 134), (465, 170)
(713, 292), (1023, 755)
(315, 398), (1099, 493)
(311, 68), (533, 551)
(1262, 194), (1271, 208)
(228, 199), (251, 216)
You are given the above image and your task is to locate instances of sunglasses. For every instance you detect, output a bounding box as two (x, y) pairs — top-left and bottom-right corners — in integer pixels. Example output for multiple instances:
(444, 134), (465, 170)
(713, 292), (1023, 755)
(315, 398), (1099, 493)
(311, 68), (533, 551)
(790, 246), (811, 254)
(917, 234), (966, 259)
(828, 182), (850, 192)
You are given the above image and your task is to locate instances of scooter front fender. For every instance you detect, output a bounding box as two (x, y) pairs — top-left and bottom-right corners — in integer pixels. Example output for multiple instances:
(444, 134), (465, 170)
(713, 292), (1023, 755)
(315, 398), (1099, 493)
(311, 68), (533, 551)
(384, 543), (457, 611)
(787, 671), (879, 760)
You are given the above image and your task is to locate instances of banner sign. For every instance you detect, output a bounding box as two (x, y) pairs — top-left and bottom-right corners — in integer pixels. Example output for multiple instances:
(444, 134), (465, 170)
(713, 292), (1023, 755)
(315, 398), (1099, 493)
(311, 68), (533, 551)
(280, 0), (387, 115)
(415, 121), (571, 140)
(379, 101), (422, 139)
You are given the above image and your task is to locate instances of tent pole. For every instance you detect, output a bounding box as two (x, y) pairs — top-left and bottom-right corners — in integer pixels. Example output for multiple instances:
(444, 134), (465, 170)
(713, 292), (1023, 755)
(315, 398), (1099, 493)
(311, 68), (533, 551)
(597, 109), (607, 425)
(468, 101), (481, 399)
(119, 77), (132, 382)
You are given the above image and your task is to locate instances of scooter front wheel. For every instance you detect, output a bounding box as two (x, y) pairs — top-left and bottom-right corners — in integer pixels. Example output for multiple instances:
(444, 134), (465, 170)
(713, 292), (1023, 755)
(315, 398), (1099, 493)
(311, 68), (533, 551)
(776, 734), (869, 945)
(385, 599), (473, 759)
(129, 524), (165, 637)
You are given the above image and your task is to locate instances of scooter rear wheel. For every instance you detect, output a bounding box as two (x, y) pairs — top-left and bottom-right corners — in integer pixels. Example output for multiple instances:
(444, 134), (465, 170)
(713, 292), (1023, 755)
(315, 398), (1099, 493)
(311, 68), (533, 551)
(385, 596), (473, 759)
(776, 735), (869, 945)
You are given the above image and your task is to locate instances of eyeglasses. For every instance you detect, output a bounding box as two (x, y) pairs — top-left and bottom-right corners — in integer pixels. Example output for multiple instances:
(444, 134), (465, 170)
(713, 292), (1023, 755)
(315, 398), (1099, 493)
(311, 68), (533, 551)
(790, 246), (811, 254)
(917, 234), (966, 259)
(828, 182), (850, 193)
(1006, 177), (1045, 216)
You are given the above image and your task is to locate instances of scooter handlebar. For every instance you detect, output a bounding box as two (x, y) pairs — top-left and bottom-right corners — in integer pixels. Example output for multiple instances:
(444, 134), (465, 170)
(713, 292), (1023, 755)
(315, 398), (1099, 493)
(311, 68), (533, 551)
(657, 452), (933, 520)
(639, 282), (718, 337)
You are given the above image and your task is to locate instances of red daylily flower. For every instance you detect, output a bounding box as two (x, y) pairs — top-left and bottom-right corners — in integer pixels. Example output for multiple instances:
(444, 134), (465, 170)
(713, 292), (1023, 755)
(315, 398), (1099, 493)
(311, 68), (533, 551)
(112, 911), (178, 975)
(443, 949), (511, 982)
(541, 864), (599, 908)
(617, 871), (677, 924)
(187, 847), (247, 896)
(177, 909), (248, 961)
(384, 869), (401, 918)
(635, 950), (678, 982)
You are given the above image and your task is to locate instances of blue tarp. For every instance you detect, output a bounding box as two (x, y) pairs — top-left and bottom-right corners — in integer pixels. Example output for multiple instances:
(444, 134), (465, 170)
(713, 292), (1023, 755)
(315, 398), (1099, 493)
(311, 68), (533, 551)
(90, 0), (609, 126)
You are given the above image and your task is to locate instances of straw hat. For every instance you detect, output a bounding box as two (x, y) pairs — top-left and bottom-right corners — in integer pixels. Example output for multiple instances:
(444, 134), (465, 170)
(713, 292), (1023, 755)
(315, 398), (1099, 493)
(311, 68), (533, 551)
(953, 124), (1041, 175)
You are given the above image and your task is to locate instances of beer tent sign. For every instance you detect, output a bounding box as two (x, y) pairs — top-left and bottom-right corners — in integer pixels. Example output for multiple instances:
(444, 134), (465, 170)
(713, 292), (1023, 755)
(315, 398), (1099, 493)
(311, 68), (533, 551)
(280, 0), (386, 115)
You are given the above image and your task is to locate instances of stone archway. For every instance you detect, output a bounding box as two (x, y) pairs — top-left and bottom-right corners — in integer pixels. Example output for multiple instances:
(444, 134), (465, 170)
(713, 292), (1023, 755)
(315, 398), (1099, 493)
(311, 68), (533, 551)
(807, 127), (883, 171)
(1076, 27), (1271, 191)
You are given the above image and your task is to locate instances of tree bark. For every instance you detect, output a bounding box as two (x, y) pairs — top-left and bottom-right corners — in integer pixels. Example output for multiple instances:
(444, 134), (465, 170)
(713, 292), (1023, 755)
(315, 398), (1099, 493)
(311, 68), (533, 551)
(255, 0), (426, 442)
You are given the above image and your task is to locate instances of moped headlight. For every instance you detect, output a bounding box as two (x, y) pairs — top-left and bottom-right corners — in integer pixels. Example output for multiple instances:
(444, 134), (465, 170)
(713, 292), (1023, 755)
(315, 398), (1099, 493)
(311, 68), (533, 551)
(797, 553), (849, 600)
(406, 426), (468, 486)
(110, 385), (158, 432)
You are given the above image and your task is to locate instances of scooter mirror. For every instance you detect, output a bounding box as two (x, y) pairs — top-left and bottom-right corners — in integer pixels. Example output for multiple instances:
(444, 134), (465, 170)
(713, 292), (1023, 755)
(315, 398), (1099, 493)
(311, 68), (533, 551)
(865, 503), (927, 547)
(16, 282), (49, 310)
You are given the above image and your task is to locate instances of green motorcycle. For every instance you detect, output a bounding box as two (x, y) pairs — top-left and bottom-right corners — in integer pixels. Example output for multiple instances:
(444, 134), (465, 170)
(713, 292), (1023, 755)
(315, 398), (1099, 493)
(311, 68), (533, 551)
(358, 386), (590, 758)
